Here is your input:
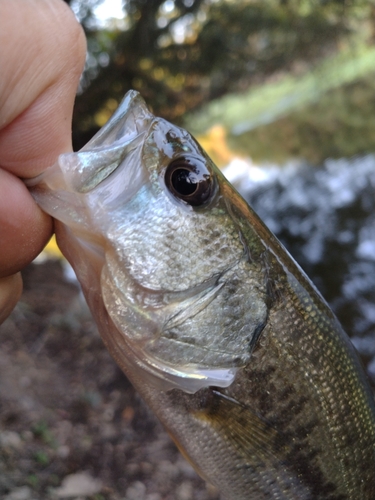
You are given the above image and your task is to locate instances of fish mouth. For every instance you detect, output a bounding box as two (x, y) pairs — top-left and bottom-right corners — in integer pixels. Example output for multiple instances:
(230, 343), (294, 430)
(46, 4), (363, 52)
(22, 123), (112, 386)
(25, 91), (157, 238)
(26, 90), (154, 194)
(80, 90), (153, 152)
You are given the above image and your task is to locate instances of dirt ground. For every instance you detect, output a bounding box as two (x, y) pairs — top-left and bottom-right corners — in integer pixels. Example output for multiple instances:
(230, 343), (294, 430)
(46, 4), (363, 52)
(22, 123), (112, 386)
(0, 260), (220, 500)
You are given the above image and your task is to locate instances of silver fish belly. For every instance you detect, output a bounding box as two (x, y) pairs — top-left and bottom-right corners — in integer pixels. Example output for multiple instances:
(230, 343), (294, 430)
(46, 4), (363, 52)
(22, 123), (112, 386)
(27, 90), (375, 499)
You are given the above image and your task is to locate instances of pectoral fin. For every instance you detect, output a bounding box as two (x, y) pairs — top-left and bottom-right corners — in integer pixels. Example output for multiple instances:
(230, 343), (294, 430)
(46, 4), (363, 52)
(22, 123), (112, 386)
(197, 390), (280, 459)
(193, 389), (313, 498)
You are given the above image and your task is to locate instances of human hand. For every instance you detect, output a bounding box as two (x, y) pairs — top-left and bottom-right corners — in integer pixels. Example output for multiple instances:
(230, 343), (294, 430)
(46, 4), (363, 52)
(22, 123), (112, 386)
(0, 0), (86, 323)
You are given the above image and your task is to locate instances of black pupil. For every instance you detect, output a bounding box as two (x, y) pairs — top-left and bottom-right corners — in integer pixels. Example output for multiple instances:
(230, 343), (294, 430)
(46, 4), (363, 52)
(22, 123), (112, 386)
(171, 168), (198, 196)
(165, 155), (214, 207)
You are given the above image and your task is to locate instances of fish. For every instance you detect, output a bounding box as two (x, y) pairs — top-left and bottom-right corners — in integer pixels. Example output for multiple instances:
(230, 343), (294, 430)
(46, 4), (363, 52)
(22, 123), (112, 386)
(26, 90), (375, 499)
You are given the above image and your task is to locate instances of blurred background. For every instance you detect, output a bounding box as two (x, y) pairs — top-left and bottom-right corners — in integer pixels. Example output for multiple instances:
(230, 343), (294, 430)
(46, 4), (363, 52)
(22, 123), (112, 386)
(70, 0), (375, 162)
(1, 1), (375, 499)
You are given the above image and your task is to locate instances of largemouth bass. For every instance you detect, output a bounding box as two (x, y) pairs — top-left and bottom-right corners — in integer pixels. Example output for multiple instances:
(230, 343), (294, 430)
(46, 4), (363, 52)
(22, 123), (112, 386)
(27, 91), (375, 499)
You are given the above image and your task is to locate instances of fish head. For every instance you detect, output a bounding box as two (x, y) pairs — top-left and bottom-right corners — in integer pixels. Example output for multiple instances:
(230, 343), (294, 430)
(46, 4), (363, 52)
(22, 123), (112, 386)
(28, 91), (269, 394)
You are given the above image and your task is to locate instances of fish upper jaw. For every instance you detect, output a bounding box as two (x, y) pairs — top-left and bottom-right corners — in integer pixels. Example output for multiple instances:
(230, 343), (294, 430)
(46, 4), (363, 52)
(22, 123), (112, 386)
(25, 91), (156, 231)
(26, 90), (154, 193)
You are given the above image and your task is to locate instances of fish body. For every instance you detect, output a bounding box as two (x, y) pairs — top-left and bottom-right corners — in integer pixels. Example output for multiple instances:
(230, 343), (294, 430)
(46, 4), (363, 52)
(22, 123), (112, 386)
(28, 91), (375, 499)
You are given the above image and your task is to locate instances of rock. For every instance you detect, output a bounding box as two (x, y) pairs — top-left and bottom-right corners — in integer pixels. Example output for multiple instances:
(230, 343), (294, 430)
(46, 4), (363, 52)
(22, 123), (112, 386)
(176, 481), (193, 500)
(4, 486), (33, 500)
(145, 494), (161, 500)
(0, 431), (22, 449)
(52, 471), (102, 498)
(125, 481), (146, 500)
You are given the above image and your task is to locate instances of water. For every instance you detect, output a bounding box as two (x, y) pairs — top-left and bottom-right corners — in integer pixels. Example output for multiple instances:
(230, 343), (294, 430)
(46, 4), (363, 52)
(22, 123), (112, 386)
(224, 155), (375, 385)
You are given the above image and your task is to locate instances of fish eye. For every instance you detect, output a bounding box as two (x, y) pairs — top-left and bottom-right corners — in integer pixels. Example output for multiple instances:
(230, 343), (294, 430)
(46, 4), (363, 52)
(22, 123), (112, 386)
(164, 156), (215, 207)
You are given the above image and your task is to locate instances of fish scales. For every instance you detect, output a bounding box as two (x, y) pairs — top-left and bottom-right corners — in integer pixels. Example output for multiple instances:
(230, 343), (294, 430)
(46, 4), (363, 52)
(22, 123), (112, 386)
(27, 90), (375, 499)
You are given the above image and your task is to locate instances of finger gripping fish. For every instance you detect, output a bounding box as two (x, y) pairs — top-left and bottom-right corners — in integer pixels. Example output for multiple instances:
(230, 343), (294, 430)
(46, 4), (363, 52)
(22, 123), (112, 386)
(27, 91), (375, 499)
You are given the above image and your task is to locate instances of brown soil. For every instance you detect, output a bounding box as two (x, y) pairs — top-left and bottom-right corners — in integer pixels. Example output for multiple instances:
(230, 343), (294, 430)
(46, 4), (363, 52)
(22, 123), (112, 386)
(0, 260), (219, 500)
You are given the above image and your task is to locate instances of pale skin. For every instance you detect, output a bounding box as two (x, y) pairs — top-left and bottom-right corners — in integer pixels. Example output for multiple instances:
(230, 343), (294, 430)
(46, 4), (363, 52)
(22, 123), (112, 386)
(0, 0), (86, 323)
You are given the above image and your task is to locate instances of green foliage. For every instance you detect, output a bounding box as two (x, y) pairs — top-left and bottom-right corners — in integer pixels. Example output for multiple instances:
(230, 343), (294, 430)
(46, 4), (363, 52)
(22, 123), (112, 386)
(230, 74), (375, 164)
(186, 43), (375, 134)
(69, 0), (370, 149)
(27, 474), (39, 488)
(31, 420), (56, 447)
(33, 450), (50, 466)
